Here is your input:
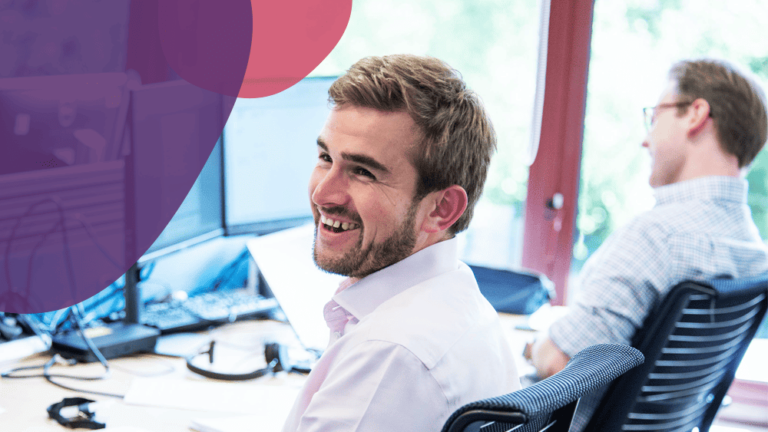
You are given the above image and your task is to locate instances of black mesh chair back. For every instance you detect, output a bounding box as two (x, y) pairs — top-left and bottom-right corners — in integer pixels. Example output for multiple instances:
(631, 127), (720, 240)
(441, 344), (644, 432)
(586, 276), (768, 432)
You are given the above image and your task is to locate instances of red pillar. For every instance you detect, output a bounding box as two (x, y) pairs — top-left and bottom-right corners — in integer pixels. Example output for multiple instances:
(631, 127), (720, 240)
(522, 0), (595, 305)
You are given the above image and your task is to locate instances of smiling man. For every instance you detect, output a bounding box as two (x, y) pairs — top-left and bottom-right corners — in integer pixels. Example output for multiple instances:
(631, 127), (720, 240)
(525, 59), (768, 431)
(281, 55), (521, 432)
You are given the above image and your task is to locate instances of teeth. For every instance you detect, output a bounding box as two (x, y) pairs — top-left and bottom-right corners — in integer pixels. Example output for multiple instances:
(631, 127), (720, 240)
(320, 215), (359, 232)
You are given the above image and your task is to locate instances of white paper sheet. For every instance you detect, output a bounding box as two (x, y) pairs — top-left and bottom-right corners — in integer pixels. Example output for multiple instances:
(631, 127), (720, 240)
(124, 377), (299, 415)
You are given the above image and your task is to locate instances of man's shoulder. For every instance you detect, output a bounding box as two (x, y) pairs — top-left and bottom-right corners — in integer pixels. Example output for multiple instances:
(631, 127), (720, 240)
(599, 209), (672, 253)
(357, 265), (506, 369)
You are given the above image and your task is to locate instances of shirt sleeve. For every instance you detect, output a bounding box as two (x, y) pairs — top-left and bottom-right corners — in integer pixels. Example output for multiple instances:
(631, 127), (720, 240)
(549, 216), (673, 357)
(295, 340), (448, 432)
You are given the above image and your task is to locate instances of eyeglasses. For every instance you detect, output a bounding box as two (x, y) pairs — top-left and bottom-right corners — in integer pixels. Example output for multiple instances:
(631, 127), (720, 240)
(642, 101), (693, 132)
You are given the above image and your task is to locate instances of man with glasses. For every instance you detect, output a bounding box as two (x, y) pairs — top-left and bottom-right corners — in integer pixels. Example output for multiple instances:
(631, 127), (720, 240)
(525, 59), (768, 431)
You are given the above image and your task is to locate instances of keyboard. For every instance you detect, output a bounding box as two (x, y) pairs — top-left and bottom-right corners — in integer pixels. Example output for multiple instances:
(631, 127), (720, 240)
(141, 289), (279, 334)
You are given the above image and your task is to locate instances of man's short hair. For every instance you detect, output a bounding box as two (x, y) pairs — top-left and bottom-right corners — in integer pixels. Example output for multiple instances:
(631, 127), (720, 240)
(669, 59), (768, 168)
(328, 54), (497, 234)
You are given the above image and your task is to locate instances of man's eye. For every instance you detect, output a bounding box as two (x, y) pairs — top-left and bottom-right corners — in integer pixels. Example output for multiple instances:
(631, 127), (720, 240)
(353, 167), (376, 180)
(318, 153), (332, 163)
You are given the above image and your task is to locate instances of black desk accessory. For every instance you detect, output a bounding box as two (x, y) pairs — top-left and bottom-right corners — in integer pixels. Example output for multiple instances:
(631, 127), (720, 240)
(51, 322), (160, 363)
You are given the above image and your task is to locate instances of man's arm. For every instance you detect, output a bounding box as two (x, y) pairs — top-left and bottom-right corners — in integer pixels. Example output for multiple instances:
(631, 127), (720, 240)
(522, 216), (672, 380)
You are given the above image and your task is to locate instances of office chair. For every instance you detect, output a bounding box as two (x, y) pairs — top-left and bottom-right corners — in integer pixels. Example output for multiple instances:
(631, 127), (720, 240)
(441, 344), (644, 432)
(585, 276), (768, 432)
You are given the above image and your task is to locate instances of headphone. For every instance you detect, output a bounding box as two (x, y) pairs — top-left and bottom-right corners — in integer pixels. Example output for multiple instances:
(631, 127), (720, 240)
(185, 341), (294, 381)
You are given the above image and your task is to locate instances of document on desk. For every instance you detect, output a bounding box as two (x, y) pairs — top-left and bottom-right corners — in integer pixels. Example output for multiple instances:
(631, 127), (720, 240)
(125, 377), (299, 416)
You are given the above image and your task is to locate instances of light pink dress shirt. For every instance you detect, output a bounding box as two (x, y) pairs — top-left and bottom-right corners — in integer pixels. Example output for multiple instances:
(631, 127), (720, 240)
(281, 238), (521, 432)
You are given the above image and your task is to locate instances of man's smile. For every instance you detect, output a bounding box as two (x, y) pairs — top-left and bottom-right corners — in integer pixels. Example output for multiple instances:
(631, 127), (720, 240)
(320, 214), (361, 233)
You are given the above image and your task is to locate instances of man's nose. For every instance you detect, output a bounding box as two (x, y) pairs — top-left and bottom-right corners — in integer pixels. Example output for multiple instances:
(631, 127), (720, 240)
(312, 168), (349, 207)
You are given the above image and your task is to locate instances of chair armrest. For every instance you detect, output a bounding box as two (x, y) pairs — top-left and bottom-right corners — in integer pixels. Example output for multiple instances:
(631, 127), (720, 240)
(441, 344), (644, 431)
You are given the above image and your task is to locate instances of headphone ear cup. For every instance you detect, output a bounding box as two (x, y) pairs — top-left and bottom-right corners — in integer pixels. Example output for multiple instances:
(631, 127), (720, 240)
(264, 342), (290, 373)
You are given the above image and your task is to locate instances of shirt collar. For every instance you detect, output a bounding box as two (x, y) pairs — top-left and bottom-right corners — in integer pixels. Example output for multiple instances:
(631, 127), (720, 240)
(654, 176), (748, 207)
(333, 237), (461, 320)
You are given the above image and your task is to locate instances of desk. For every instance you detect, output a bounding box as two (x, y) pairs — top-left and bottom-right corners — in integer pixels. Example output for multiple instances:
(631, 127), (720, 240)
(0, 315), (533, 432)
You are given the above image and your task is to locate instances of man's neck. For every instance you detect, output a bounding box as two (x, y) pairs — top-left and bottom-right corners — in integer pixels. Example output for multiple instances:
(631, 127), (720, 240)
(676, 137), (741, 183)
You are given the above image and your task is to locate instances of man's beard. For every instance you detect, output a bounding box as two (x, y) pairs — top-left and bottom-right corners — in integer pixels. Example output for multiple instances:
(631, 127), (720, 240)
(313, 200), (420, 278)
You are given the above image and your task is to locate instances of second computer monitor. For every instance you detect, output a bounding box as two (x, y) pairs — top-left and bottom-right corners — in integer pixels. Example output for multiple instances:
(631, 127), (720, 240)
(223, 76), (336, 235)
(129, 80), (231, 261)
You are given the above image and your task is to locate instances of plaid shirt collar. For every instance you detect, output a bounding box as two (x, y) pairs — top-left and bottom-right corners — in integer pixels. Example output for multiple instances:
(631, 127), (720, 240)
(654, 176), (748, 207)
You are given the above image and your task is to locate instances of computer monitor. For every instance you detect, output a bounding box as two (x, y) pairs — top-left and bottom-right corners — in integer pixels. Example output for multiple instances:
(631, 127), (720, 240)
(222, 76), (336, 235)
(123, 80), (233, 322)
(123, 77), (335, 323)
(138, 140), (224, 262)
(127, 79), (231, 262)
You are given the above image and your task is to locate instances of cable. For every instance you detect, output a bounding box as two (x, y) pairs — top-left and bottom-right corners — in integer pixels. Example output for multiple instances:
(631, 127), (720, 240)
(3, 198), (69, 308)
(15, 314), (53, 351)
(2, 308), (124, 399)
(43, 360), (125, 399)
(1, 352), (123, 398)
(214, 250), (251, 290)
(71, 305), (111, 371)
(4, 196), (124, 308)
(67, 213), (123, 270)
(4, 197), (78, 306)
(191, 249), (250, 296)
(3, 198), (134, 399)
(11, 194), (126, 331)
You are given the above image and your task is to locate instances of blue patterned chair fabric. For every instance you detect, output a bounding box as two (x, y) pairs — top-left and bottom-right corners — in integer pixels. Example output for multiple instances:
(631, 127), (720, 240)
(441, 343), (645, 432)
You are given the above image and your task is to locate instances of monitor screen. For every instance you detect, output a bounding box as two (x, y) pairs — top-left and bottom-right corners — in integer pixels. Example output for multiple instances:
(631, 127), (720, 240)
(128, 80), (226, 261)
(222, 76), (336, 235)
(142, 139), (223, 259)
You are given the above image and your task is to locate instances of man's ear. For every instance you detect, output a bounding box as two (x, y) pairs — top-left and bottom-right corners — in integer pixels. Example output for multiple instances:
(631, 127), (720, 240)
(421, 185), (468, 234)
(687, 98), (712, 137)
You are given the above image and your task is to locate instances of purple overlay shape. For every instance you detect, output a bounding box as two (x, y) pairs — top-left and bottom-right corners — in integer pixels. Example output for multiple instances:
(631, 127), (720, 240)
(157, 0), (252, 97)
(0, 1), (251, 313)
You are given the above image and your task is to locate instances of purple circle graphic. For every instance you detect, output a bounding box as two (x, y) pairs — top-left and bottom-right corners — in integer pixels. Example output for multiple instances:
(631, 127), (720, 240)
(0, 0), (251, 313)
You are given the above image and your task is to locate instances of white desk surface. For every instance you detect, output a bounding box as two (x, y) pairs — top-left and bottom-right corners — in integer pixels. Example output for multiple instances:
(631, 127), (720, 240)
(0, 315), (534, 432)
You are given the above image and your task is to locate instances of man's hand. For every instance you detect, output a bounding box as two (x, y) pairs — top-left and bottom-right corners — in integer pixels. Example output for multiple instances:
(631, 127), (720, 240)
(527, 336), (570, 379)
(522, 341), (534, 362)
